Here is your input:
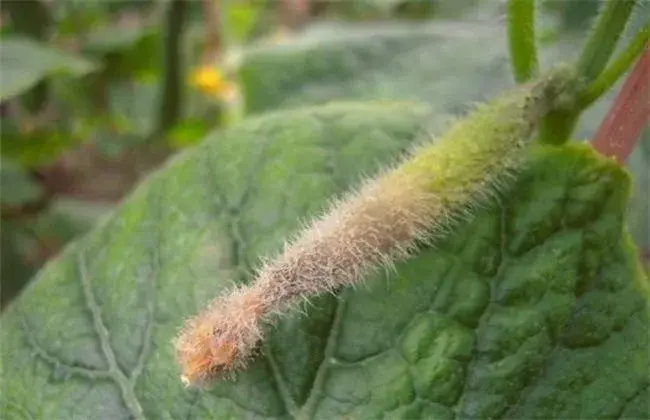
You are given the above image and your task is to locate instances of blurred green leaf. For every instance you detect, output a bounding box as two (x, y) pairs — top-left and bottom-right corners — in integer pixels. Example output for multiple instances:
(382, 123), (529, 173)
(167, 118), (213, 148)
(0, 118), (81, 168)
(0, 37), (98, 101)
(540, 0), (602, 32)
(51, 0), (155, 37)
(0, 220), (37, 309)
(0, 159), (44, 206)
(337, 0), (405, 19)
(109, 80), (159, 137)
(82, 25), (152, 55)
(319, 0), (482, 20)
(81, 22), (162, 80)
(239, 21), (516, 116)
(52, 3), (106, 37)
(225, 1), (264, 43)
(36, 197), (114, 243)
(80, 78), (164, 156)
(1, 0), (54, 113)
(1, 0), (52, 40)
(394, 0), (438, 19)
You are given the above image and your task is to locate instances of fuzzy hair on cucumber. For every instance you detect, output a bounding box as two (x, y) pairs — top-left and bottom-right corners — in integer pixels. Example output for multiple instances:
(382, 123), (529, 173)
(174, 66), (579, 388)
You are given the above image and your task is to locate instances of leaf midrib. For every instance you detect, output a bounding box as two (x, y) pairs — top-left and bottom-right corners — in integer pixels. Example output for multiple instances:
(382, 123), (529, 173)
(78, 250), (146, 420)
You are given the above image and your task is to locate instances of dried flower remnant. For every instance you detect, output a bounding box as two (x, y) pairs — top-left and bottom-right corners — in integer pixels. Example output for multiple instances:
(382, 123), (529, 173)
(174, 67), (578, 387)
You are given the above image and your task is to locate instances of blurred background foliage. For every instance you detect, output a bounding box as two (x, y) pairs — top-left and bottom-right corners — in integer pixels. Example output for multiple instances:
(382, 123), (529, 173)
(1, 0), (648, 309)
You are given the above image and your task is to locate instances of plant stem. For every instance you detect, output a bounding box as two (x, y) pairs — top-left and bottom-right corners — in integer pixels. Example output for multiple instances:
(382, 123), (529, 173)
(537, 109), (579, 145)
(591, 46), (650, 163)
(507, 0), (539, 83)
(539, 1), (644, 146)
(579, 23), (649, 108)
(577, 0), (637, 83)
(202, 0), (223, 64)
(157, 0), (188, 137)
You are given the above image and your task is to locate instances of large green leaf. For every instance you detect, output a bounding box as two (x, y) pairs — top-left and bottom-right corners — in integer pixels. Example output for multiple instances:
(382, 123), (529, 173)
(1, 102), (648, 419)
(0, 37), (97, 101)
(238, 21), (515, 116)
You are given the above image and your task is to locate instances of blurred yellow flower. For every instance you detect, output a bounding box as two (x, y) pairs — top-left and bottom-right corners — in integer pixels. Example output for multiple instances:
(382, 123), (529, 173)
(189, 66), (237, 101)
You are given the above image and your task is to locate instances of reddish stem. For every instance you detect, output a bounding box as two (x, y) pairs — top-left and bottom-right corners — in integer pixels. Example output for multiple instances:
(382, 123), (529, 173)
(590, 46), (650, 267)
(590, 46), (650, 164)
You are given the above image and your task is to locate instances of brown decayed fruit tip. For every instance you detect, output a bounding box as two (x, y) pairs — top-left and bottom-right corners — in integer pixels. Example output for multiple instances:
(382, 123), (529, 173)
(175, 288), (267, 387)
(175, 317), (241, 387)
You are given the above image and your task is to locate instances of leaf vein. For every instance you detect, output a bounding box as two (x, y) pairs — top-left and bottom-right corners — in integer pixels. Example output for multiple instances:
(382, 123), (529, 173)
(78, 251), (146, 420)
(263, 342), (300, 417)
(297, 295), (347, 420)
(19, 311), (112, 381)
(129, 192), (163, 383)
